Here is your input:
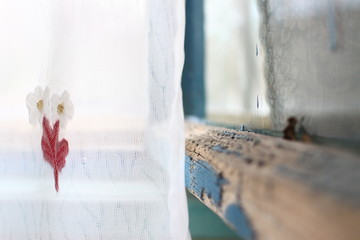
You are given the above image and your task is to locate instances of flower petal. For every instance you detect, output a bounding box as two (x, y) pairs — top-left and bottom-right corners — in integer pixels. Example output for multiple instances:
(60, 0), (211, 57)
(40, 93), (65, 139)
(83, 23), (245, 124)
(51, 94), (60, 112)
(43, 87), (50, 99)
(26, 93), (36, 109)
(42, 88), (51, 119)
(34, 86), (43, 99)
(61, 91), (70, 102)
(43, 104), (50, 119)
(65, 100), (74, 119)
(51, 94), (61, 123)
(28, 109), (38, 126)
(59, 114), (68, 128)
(37, 112), (45, 126)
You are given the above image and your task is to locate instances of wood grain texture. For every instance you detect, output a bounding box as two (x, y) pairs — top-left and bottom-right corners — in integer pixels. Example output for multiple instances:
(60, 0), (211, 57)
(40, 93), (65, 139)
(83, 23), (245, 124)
(185, 122), (360, 240)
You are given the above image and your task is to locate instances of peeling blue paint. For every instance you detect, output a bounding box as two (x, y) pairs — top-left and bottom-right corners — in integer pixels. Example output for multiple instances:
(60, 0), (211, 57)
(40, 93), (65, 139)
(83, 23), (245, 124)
(185, 155), (227, 207)
(185, 155), (255, 240)
(225, 204), (255, 240)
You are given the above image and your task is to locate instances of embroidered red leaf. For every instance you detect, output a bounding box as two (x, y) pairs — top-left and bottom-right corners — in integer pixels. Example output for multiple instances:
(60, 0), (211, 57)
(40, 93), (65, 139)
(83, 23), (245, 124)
(41, 117), (69, 192)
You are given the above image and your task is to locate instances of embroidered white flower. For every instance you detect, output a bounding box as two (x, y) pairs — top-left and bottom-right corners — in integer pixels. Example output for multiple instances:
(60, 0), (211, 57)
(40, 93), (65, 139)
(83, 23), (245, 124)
(51, 91), (74, 128)
(26, 86), (50, 126)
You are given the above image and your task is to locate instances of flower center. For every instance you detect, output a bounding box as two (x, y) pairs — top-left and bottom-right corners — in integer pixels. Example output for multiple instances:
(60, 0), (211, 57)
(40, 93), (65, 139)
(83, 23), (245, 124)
(57, 104), (65, 114)
(37, 100), (43, 111)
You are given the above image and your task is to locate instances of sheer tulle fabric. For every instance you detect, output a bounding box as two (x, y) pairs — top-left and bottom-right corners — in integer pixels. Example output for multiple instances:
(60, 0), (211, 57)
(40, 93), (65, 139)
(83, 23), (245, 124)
(0, 0), (189, 239)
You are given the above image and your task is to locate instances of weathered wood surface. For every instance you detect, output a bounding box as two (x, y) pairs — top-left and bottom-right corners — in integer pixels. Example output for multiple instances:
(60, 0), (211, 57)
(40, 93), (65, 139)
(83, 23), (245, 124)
(185, 122), (360, 240)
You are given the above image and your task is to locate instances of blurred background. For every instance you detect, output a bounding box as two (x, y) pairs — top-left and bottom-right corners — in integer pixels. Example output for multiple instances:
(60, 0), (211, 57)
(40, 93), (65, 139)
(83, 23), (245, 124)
(182, 0), (360, 140)
(182, 0), (360, 239)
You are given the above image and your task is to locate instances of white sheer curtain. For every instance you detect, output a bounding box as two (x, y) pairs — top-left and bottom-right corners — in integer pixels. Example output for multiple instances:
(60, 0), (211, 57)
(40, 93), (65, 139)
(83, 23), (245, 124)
(0, 0), (190, 239)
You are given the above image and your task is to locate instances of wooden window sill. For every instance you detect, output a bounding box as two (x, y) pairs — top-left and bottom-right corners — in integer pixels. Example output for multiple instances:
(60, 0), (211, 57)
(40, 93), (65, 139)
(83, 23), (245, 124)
(185, 121), (360, 240)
